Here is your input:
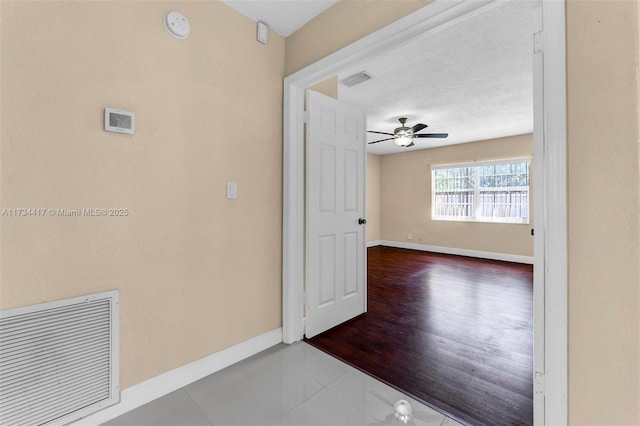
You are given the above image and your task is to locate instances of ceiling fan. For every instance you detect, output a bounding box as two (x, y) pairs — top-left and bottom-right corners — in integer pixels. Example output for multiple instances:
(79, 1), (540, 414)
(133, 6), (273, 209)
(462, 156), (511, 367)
(368, 117), (448, 147)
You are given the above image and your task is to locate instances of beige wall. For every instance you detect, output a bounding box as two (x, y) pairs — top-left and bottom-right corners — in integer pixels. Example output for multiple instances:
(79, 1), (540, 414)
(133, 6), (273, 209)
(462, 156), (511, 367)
(380, 135), (533, 256)
(0, 1), (284, 389)
(287, 0), (640, 423)
(2, 0), (639, 421)
(308, 76), (338, 99)
(566, 1), (640, 424)
(367, 153), (381, 242)
(285, 0), (430, 76)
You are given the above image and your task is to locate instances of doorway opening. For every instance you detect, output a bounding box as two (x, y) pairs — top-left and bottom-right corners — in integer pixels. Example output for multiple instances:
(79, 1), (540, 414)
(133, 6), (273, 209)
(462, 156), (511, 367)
(282, 1), (567, 424)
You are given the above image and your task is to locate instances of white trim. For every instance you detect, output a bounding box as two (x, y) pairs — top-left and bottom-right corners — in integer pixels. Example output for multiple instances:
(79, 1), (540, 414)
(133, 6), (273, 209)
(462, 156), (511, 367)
(531, 2), (545, 423)
(282, 0), (567, 424)
(429, 156), (531, 170)
(431, 159), (531, 225)
(284, 0), (501, 87)
(378, 240), (534, 264)
(283, 0), (504, 345)
(367, 240), (383, 248)
(73, 328), (283, 426)
(540, 1), (567, 423)
(282, 81), (305, 344)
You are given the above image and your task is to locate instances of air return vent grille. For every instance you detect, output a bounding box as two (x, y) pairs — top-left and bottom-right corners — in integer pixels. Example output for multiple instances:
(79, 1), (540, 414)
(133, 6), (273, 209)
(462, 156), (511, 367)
(0, 291), (119, 426)
(340, 71), (374, 87)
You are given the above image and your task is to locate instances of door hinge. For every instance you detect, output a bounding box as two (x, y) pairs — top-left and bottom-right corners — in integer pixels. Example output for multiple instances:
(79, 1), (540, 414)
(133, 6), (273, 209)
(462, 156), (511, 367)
(533, 31), (543, 54)
(303, 292), (308, 305)
(303, 111), (310, 123)
(535, 371), (546, 395)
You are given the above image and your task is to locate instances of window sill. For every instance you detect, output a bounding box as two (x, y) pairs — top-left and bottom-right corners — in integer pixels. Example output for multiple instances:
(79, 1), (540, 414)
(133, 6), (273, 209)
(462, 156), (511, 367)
(432, 217), (530, 225)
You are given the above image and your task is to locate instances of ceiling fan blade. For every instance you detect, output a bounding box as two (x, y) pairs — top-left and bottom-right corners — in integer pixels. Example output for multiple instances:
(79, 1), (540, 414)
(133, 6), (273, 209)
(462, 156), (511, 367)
(414, 133), (448, 138)
(368, 138), (394, 145)
(367, 131), (394, 136)
(410, 123), (428, 133)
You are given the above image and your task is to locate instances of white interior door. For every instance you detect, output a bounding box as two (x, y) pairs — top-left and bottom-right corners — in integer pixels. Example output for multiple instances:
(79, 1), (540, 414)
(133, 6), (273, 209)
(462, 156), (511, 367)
(305, 90), (367, 338)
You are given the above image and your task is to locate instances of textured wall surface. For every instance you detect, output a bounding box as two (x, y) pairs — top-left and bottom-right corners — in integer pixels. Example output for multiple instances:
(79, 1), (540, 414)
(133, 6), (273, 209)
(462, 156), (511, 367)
(380, 134), (533, 256)
(285, 0), (430, 75)
(566, 1), (640, 423)
(0, 1), (285, 389)
(2, 0), (639, 421)
(366, 153), (381, 242)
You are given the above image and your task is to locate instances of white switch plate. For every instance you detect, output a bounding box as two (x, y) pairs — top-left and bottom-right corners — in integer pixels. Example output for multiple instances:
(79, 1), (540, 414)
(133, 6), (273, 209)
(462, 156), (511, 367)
(226, 182), (237, 199)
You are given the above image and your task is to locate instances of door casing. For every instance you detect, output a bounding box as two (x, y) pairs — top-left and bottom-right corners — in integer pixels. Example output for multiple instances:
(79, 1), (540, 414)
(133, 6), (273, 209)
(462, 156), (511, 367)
(282, 0), (567, 424)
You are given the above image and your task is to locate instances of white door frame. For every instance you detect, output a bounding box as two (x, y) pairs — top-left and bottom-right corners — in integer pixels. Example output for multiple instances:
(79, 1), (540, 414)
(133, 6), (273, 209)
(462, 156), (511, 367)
(281, 0), (567, 424)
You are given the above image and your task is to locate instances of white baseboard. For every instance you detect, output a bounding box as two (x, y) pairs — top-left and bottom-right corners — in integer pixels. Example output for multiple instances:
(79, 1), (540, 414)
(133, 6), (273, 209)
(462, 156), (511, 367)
(74, 328), (283, 425)
(366, 240), (382, 247)
(378, 240), (534, 264)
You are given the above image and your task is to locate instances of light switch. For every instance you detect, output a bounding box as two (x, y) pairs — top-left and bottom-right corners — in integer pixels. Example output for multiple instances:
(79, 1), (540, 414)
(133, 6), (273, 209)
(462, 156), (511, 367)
(226, 181), (237, 199)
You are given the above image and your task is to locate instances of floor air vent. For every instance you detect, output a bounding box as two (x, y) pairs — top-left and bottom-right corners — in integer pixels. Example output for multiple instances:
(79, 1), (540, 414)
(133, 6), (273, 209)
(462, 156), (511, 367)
(340, 71), (374, 87)
(0, 290), (119, 426)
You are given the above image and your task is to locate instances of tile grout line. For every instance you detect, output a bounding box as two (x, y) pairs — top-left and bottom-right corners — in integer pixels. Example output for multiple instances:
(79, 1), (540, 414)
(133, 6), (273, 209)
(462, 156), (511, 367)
(275, 349), (353, 422)
(275, 381), (327, 421)
(181, 388), (215, 426)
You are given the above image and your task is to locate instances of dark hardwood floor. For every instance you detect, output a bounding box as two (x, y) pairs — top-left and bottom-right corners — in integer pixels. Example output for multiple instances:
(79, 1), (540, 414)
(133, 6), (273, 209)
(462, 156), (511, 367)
(306, 246), (533, 426)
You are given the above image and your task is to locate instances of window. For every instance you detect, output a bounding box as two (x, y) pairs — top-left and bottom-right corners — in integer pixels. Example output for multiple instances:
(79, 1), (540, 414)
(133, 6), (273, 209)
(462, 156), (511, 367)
(432, 159), (530, 224)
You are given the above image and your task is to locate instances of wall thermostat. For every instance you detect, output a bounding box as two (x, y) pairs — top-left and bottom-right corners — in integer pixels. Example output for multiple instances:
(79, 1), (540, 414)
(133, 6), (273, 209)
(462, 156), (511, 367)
(165, 11), (190, 39)
(104, 108), (135, 135)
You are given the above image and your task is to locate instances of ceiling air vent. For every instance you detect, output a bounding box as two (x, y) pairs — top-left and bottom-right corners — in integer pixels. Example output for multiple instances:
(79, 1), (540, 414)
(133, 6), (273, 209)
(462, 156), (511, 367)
(340, 71), (374, 88)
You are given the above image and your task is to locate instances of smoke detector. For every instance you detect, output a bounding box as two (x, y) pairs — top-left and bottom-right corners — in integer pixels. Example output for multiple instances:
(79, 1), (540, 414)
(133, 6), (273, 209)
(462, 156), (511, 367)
(165, 11), (190, 39)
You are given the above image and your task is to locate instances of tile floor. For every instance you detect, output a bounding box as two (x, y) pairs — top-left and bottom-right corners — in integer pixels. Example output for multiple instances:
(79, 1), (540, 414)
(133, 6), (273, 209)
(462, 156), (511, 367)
(104, 342), (464, 426)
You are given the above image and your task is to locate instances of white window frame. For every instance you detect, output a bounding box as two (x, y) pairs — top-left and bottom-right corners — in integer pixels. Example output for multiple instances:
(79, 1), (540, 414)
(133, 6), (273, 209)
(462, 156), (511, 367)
(431, 158), (531, 224)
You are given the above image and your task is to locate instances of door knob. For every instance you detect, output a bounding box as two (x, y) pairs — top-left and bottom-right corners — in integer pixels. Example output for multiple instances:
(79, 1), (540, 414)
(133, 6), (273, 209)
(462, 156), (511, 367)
(358, 218), (367, 225)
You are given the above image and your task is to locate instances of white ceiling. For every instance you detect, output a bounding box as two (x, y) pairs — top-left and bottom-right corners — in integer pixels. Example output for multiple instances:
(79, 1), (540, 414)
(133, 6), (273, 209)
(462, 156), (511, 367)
(221, 0), (338, 37)
(223, 0), (534, 155)
(338, 0), (534, 155)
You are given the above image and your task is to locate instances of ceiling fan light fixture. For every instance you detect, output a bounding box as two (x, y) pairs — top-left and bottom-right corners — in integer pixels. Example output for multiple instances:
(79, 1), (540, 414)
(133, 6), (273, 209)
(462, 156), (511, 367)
(367, 117), (447, 148)
(394, 135), (412, 147)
